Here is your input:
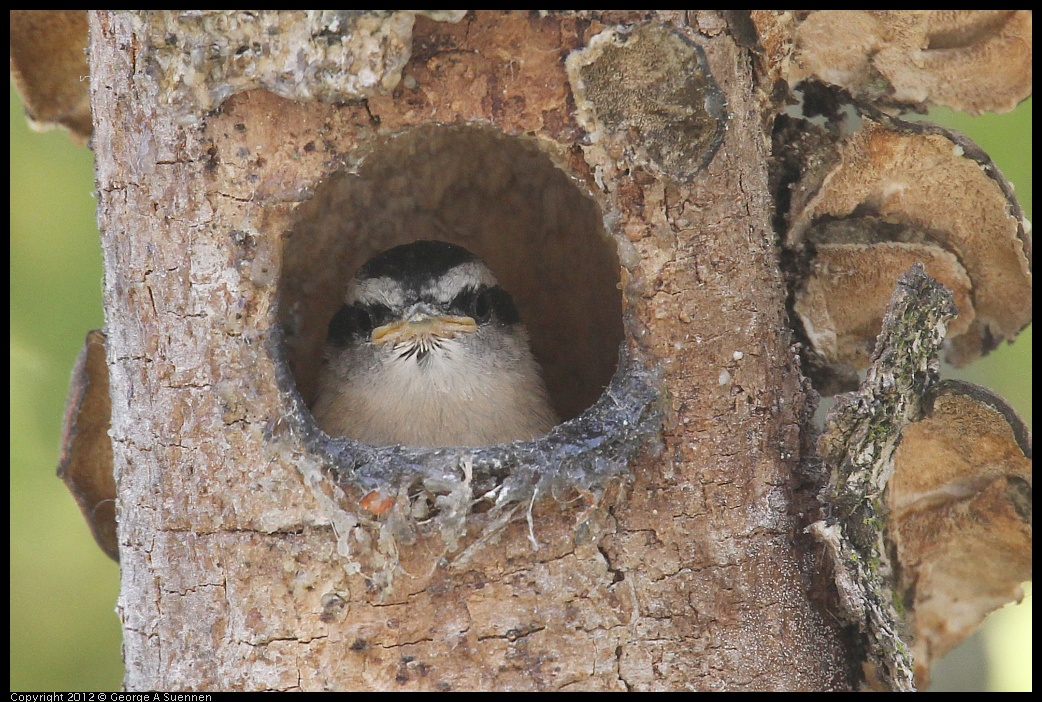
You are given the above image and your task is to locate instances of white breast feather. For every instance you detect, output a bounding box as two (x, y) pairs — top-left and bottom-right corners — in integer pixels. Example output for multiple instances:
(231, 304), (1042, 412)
(312, 330), (556, 447)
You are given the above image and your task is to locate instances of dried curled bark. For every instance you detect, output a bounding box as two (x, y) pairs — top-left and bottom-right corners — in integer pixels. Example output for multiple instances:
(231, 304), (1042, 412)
(752, 10), (1032, 114)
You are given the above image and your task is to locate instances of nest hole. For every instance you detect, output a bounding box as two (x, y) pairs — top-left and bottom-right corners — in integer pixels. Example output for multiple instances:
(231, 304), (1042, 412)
(280, 124), (625, 434)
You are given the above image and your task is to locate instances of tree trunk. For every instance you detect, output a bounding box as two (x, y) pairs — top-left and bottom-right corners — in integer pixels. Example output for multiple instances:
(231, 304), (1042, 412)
(92, 10), (857, 691)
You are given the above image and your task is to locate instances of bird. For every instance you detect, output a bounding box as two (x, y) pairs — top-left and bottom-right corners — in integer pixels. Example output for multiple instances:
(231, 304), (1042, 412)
(311, 240), (558, 448)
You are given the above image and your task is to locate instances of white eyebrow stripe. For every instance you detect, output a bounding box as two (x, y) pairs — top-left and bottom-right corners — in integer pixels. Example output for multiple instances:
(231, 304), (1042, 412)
(348, 276), (406, 308)
(425, 261), (500, 301)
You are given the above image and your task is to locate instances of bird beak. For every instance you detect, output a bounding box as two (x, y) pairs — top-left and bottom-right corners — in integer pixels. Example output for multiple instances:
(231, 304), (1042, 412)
(371, 314), (478, 346)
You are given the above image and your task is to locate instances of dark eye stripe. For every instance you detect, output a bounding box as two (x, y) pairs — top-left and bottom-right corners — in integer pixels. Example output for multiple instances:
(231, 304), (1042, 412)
(327, 303), (393, 347)
(485, 287), (520, 325)
(450, 285), (519, 325)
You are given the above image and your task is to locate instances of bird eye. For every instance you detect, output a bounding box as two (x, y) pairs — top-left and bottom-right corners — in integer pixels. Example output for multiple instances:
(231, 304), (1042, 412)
(474, 289), (492, 324)
(355, 306), (375, 334)
(327, 304), (374, 346)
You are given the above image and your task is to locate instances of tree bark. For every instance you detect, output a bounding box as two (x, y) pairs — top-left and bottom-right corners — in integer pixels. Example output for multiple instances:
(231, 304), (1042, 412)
(92, 10), (851, 691)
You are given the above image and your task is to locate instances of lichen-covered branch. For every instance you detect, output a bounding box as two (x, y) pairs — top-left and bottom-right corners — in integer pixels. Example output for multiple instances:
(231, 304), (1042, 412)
(811, 263), (957, 691)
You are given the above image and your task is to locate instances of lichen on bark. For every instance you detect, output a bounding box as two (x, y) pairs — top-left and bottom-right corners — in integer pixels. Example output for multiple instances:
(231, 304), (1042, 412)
(811, 263), (958, 691)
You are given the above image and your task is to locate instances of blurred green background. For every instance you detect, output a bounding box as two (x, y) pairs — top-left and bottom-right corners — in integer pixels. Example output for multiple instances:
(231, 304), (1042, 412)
(9, 82), (1031, 690)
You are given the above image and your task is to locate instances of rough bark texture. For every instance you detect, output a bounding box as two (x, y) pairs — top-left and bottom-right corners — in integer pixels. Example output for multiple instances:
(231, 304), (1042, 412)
(92, 11), (849, 691)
